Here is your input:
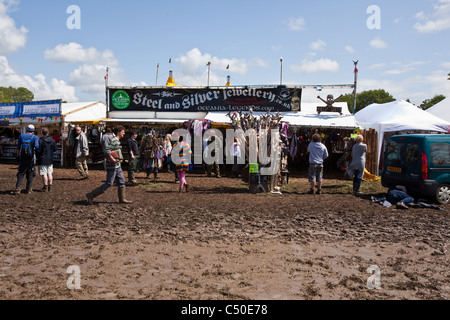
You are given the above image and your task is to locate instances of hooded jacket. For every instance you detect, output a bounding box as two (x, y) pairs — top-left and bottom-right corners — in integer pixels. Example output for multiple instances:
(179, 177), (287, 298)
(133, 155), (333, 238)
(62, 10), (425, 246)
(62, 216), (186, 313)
(307, 142), (329, 165)
(37, 135), (57, 166)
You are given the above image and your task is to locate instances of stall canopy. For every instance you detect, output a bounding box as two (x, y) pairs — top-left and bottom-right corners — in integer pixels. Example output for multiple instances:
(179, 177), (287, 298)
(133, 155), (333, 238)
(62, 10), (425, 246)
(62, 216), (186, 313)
(62, 101), (107, 125)
(0, 99), (61, 126)
(205, 102), (357, 129)
(426, 98), (450, 122)
(104, 111), (207, 124)
(355, 100), (450, 167)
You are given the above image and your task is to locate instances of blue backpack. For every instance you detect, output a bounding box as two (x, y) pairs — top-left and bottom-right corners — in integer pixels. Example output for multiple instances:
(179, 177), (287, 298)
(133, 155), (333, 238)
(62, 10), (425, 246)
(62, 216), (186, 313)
(20, 135), (34, 159)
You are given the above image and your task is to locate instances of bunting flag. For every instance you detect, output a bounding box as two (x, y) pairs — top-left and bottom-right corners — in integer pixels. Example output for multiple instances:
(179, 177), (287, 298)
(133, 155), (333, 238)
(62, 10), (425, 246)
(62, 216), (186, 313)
(169, 58), (172, 64)
(354, 67), (359, 73)
(226, 64), (229, 70)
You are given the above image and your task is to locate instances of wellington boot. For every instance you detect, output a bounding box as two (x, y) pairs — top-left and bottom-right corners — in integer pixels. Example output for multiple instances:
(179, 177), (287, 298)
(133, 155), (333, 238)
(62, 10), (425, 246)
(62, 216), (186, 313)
(86, 187), (104, 205)
(118, 188), (132, 204)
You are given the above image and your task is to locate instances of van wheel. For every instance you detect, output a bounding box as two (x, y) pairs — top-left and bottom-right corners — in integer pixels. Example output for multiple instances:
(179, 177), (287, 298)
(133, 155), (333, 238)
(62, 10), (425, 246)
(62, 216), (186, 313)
(435, 184), (450, 204)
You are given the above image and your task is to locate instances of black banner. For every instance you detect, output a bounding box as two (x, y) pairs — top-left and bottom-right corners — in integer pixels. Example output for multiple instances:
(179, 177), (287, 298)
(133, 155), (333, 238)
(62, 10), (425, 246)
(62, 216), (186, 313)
(108, 87), (301, 112)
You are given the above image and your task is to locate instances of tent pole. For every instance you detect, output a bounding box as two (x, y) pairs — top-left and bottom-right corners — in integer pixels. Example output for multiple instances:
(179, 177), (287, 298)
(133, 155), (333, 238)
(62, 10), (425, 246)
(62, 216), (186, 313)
(352, 60), (358, 115)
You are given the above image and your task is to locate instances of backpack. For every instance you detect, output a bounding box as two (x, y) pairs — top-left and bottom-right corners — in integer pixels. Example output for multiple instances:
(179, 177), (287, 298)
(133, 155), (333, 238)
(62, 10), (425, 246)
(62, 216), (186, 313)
(20, 135), (34, 159)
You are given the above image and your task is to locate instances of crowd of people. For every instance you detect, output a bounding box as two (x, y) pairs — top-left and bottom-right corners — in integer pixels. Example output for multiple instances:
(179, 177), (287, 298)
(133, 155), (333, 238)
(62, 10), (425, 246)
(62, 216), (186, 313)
(11, 125), (424, 209)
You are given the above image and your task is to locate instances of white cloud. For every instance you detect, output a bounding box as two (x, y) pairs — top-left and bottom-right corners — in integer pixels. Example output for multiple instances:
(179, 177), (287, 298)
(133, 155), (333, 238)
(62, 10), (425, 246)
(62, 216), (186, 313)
(345, 46), (355, 53)
(177, 48), (252, 77)
(250, 57), (269, 68)
(44, 42), (119, 66)
(370, 63), (386, 69)
(284, 17), (306, 31)
(0, 55), (77, 101)
(442, 61), (450, 68)
(358, 70), (450, 105)
(69, 63), (131, 99)
(414, 0), (450, 33)
(271, 45), (282, 51)
(310, 39), (326, 51)
(174, 48), (267, 86)
(0, 0), (28, 55)
(291, 58), (340, 73)
(383, 61), (428, 75)
(369, 37), (388, 49)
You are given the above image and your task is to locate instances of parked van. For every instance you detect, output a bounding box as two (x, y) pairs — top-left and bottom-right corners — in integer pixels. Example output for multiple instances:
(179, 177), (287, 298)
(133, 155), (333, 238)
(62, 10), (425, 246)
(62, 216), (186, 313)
(381, 134), (450, 204)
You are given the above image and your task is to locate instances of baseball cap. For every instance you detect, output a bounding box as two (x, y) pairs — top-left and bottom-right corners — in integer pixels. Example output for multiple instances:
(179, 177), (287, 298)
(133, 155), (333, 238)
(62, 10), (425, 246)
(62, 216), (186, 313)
(26, 124), (35, 132)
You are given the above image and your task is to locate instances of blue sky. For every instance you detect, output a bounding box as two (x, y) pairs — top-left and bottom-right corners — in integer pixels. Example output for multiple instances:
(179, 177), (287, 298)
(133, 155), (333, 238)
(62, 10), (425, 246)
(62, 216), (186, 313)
(1, 0), (449, 106)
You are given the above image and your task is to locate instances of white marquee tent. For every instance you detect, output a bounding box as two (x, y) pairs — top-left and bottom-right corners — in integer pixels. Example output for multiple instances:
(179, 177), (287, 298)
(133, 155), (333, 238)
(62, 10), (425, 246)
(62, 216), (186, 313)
(62, 101), (107, 125)
(426, 98), (450, 122)
(355, 100), (450, 169)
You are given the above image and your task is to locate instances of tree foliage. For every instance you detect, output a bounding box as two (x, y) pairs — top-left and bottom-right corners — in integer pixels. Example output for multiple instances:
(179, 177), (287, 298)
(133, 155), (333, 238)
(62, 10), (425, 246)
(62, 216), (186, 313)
(0, 92), (13, 103)
(419, 94), (446, 110)
(340, 89), (396, 113)
(0, 86), (34, 103)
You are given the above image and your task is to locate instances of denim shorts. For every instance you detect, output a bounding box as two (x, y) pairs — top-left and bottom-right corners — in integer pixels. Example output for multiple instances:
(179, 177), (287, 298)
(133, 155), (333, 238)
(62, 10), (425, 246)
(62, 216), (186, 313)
(308, 164), (323, 183)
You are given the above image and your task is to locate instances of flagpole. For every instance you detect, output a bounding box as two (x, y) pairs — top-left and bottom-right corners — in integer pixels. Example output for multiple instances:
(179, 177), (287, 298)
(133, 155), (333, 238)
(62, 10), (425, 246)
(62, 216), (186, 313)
(105, 67), (109, 106)
(352, 60), (359, 115)
(280, 57), (283, 85)
(207, 61), (211, 87)
(156, 63), (160, 86)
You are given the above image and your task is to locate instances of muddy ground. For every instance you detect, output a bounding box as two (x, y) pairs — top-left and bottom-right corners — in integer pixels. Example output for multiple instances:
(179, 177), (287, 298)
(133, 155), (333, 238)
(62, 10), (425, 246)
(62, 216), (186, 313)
(0, 163), (448, 300)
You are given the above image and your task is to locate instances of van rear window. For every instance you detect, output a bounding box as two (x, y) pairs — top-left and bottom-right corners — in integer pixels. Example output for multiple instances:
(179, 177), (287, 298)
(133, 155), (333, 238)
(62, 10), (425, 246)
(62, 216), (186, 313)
(431, 143), (450, 166)
(386, 140), (402, 164)
(406, 143), (419, 164)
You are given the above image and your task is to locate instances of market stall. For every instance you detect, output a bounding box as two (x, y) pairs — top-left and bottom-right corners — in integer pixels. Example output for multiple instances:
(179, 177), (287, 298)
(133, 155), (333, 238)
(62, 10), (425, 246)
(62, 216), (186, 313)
(106, 86), (302, 171)
(205, 101), (360, 173)
(0, 100), (62, 163)
(61, 101), (107, 166)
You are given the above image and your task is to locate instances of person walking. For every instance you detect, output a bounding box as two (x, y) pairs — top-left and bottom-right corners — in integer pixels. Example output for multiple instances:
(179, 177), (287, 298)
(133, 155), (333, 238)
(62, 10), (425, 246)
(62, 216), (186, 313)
(127, 130), (139, 184)
(36, 127), (57, 192)
(86, 126), (132, 205)
(101, 127), (115, 170)
(174, 136), (192, 192)
(73, 126), (89, 180)
(140, 133), (163, 180)
(306, 133), (329, 195)
(163, 134), (173, 172)
(345, 134), (367, 196)
(12, 124), (39, 195)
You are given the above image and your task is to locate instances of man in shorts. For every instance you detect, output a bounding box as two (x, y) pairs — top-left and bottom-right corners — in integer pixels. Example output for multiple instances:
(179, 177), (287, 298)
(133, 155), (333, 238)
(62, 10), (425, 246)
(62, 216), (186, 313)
(307, 133), (329, 195)
(37, 127), (57, 192)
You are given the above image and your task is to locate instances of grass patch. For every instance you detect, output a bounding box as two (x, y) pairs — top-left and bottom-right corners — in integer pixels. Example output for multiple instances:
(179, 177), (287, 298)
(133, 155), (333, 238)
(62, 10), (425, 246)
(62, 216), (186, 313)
(138, 182), (168, 189)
